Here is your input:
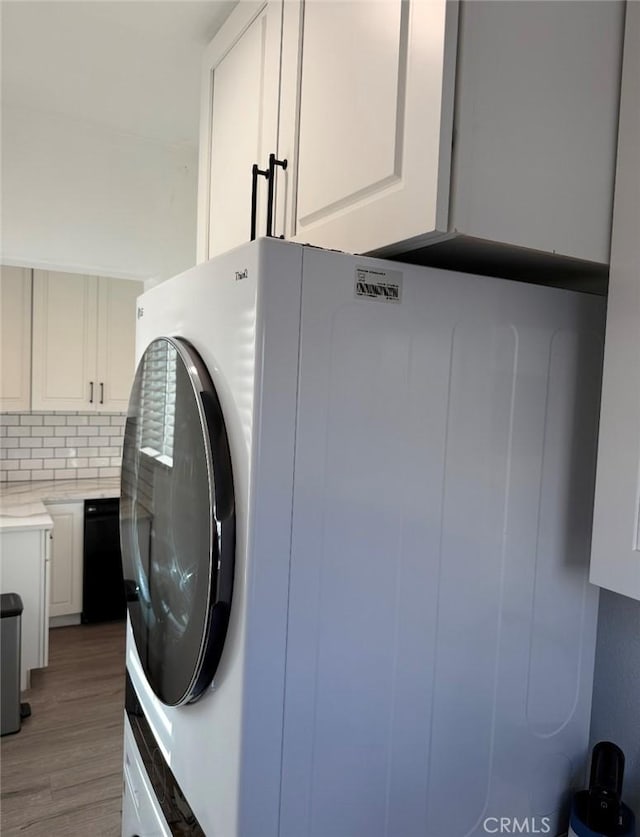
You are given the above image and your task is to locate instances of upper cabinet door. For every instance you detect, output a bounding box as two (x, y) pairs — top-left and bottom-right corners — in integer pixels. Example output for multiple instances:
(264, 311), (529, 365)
(32, 271), (98, 412)
(197, 1), (282, 262)
(277, 0), (456, 253)
(590, 3), (640, 602)
(0, 266), (32, 412)
(96, 277), (142, 412)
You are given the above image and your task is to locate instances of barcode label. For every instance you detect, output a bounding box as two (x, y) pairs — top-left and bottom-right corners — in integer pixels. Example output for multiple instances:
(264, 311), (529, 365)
(355, 267), (402, 303)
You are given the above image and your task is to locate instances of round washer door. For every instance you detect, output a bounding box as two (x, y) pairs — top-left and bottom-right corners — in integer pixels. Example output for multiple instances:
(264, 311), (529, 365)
(120, 336), (235, 706)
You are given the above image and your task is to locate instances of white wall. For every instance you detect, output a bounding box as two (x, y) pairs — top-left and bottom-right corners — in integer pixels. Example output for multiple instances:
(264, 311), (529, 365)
(1, 105), (198, 281)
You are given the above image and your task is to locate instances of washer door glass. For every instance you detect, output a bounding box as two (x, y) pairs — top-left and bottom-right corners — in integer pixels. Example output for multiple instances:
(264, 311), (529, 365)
(120, 337), (235, 706)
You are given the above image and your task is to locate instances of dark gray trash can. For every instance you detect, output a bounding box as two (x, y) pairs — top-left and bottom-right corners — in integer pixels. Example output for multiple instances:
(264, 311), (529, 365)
(1, 593), (26, 736)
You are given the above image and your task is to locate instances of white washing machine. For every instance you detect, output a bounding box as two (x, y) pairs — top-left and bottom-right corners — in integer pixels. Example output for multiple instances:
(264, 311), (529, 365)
(121, 238), (605, 837)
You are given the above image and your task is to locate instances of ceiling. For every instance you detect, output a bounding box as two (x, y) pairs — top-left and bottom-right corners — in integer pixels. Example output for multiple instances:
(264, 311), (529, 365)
(0, 0), (237, 148)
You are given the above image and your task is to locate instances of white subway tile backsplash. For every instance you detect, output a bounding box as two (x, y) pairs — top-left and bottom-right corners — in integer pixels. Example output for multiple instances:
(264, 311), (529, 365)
(43, 415), (66, 426)
(1, 411), (125, 482)
(48, 438), (67, 448)
(7, 427), (30, 437)
(31, 427), (54, 437)
(31, 470), (54, 480)
(19, 438), (43, 448)
(54, 469), (78, 480)
(76, 427), (94, 437)
(43, 458), (67, 469)
(77, 468), (99, 479)
(99, 447), (120, 457)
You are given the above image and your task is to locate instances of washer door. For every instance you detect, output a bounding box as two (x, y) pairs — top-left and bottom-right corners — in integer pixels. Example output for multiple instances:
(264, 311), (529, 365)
(120, 337), (235, 706)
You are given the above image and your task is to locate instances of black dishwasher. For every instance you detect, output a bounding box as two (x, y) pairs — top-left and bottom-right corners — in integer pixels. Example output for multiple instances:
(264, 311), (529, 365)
(82, 498), (126, 623)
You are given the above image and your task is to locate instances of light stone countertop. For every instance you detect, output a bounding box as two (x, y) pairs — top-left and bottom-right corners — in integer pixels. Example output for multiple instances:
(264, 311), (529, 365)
(0, 477), (120, 532)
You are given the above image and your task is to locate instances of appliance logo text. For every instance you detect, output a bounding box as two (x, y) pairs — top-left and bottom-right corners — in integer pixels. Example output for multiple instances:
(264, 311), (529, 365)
(235, 269), (248, 282)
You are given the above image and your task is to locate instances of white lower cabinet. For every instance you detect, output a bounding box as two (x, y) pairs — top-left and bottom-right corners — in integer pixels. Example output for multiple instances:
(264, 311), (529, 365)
(48, 502), (84, 620)
(0, 527), (51, 690)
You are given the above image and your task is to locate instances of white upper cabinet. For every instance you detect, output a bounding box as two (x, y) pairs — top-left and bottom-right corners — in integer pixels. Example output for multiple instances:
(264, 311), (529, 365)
(199, 0), (624, 276)
(0, 266), (32, 412)
(96, 277), (141, 412)
(278, 0), (455, 255)
(32, 271), (142, 413)
(197, 1), (282, 261)
(447, 0), (623, 266)
(590, 3), (640, 602)
(32, 271), (98, 411)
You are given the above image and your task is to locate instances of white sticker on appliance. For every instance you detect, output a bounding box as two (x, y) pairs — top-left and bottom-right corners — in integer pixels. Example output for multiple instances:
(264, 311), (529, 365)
(354, 266), (403, 303)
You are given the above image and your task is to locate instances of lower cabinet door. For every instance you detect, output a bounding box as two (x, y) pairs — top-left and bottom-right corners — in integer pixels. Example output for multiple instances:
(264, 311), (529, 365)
(0, 527), (50, 690)
(48, 502), (84, 618)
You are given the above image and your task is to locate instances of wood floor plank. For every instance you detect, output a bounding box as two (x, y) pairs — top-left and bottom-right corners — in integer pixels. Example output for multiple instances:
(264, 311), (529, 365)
(0, 622), (126, 836)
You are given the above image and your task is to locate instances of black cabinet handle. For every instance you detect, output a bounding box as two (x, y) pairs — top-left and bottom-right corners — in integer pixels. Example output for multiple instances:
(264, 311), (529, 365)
(250, 163), (269, 241)
(100, 382), (104, 404)
(266, 153), (288, 238)
(89, 381), (94, 404)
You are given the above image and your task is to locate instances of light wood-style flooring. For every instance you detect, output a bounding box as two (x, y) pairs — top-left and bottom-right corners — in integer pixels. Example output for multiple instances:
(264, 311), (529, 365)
(1, 622), (126, 836)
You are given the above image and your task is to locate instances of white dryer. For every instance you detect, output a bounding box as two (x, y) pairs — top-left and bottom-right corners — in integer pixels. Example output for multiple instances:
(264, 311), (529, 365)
(121, 238), (605, 837)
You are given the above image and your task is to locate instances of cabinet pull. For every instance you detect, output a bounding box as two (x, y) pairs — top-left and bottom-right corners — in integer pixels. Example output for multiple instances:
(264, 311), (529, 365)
(89, 381), (94, 404)
(266, 153), (288, 238)
(250, 163), (269, 241)
(100, 382), (104, 405)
